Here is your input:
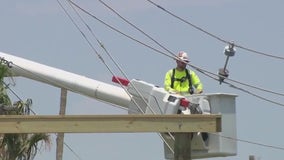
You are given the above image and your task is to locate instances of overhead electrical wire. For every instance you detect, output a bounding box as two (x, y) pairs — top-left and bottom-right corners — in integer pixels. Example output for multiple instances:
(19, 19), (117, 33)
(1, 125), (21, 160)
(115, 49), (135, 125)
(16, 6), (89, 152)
(146, 0), (227, 44)
(189, 64), (284, 107)
(67, 0), (173, 60)
(98, 0), (175, 55)
(145, 0), (284, 61)
(213, 133), (284, 151)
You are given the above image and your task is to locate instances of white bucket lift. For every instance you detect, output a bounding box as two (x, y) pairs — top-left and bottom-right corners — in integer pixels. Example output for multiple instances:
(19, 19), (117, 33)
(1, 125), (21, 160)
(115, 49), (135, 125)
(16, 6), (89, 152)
(127, 79), (237, 159)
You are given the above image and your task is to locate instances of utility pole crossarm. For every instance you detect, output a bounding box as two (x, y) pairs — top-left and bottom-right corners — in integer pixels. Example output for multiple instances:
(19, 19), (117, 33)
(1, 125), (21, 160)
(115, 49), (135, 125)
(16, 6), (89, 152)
(0, 114), (221, 133)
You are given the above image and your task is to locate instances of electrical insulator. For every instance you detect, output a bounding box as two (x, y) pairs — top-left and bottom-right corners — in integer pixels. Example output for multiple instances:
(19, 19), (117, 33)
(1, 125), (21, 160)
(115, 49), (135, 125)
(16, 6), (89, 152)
(218, 41), (236, 84)
(224, 42), (236, 56)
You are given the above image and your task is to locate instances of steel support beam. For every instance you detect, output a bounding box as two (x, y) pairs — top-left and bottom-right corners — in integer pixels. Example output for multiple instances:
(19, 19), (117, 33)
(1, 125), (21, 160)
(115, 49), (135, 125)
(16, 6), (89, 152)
(0, 114), (221, 133)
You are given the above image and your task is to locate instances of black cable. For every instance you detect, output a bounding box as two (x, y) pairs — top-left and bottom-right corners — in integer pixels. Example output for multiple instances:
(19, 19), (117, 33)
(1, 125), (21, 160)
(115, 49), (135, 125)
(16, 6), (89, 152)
(98, 0), (175, 55)
(68, 0), (173, 60)
(216, 133), (284, 151)
(145, 0), (284, 61)
(188, 63), (284, 107)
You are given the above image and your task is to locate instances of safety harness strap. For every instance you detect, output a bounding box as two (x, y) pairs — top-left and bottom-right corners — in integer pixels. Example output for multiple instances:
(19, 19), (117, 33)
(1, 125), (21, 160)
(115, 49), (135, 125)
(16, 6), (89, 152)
(170, 69), (193, 94)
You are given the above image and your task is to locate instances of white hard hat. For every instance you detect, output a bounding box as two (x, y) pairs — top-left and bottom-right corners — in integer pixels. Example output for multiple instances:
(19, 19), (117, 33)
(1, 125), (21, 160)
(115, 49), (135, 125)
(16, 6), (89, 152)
(177, 51), (189, 62)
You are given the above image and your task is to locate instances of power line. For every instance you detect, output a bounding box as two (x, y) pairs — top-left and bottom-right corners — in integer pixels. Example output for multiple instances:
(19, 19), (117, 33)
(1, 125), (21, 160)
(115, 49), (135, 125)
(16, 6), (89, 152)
(146, 0), (227, 44)
(145, 0), (284, 61)
(188, 63), (284, 107)
(98, 0), (175, 55)
(216, 133), (284, 151)
(68, 0), (173, 60)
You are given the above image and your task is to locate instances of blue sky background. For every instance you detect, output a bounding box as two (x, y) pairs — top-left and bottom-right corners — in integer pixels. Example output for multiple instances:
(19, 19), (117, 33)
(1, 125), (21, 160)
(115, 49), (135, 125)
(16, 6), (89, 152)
(0, 0), (284, 160)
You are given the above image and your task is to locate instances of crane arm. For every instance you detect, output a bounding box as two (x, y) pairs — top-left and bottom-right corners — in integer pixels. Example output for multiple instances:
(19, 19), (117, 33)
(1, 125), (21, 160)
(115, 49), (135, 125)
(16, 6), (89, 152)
(0, 52), (131, 108)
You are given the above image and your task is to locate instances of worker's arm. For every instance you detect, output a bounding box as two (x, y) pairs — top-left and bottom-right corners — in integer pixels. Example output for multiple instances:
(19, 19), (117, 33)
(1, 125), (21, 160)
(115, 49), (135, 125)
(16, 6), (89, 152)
(164, 70), (176, 93)
(191, 71), (203, 93)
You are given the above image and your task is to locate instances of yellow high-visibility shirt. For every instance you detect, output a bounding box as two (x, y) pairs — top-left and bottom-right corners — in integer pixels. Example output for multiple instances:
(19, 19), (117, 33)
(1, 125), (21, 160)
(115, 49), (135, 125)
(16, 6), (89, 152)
(164, 68), (203, 94)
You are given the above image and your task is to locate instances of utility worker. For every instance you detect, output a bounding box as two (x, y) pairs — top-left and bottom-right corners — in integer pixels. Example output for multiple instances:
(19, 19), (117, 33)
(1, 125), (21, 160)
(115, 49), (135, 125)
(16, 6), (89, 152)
(164, 51), (203, 95)
(164, 51), (206, 159)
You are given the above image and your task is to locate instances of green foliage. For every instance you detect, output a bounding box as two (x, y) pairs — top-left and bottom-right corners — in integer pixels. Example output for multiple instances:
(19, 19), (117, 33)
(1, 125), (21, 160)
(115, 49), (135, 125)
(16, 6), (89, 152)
(0, 64), (51, 160)
(0, 65), (11, 106)
(0, 65), (9, 81)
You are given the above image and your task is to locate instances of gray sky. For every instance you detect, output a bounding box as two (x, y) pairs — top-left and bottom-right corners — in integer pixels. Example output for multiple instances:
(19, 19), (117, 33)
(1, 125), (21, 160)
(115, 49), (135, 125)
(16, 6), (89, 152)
(0, 0), (284, 160)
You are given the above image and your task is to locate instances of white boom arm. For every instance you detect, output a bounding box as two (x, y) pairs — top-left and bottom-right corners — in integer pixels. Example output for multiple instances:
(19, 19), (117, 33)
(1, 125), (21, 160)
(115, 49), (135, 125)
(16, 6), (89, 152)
(0, 52), (131, 108)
